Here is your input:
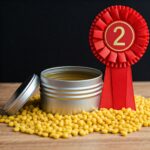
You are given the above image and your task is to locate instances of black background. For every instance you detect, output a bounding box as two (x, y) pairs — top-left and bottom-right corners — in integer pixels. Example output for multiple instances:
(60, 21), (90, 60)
(0, 0), (150, 82)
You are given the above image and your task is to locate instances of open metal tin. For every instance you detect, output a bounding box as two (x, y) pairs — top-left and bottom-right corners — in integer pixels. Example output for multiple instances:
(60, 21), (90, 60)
(40, 66), (103, 115)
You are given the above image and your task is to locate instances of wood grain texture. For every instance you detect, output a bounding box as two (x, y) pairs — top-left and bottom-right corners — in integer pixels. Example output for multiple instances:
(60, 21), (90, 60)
(0, 82), (150, 150)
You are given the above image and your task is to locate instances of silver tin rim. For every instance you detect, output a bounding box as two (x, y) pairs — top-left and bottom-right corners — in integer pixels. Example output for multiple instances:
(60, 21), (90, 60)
(40, 66), (103, 88)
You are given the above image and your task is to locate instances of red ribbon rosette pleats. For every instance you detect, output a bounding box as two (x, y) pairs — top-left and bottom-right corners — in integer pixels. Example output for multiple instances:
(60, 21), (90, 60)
(89, 5), (149, 110)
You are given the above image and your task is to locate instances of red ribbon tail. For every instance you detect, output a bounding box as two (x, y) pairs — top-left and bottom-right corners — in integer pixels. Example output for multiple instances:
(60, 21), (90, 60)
(100, 66), (136, 110)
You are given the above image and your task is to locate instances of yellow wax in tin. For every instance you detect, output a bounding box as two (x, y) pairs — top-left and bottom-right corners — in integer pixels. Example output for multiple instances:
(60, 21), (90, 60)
(45, 71), (98, 80)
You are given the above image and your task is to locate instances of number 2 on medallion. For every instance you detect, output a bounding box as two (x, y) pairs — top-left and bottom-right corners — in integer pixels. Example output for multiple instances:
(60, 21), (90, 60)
(113, 26), (125, 46)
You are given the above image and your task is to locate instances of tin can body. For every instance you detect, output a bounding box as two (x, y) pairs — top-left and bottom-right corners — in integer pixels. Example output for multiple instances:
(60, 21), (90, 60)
(40, 66), (103, 115)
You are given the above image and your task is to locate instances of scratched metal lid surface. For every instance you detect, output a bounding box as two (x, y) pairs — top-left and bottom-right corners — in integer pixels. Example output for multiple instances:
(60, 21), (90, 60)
(2, 74), (40, 115)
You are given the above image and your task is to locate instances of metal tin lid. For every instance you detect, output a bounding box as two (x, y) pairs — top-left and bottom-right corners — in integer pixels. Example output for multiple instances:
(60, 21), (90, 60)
(2, 74), (40, 115)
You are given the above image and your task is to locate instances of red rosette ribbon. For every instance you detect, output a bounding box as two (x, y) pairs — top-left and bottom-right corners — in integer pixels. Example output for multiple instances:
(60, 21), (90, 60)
(89, 5), (149, 110)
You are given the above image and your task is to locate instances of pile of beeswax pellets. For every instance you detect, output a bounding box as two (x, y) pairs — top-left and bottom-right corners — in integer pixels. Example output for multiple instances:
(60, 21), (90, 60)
(0, 95), (150, 139)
